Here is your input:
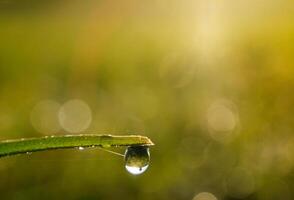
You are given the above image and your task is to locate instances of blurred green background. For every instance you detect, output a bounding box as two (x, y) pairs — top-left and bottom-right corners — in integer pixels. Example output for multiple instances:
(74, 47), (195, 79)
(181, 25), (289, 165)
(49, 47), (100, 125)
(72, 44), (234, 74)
(0, 0), (294, 199)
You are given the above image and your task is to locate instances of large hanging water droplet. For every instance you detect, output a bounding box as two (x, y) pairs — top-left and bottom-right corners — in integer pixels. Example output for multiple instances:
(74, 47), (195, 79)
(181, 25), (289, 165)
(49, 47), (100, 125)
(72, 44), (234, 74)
(124, 146), (150, 175)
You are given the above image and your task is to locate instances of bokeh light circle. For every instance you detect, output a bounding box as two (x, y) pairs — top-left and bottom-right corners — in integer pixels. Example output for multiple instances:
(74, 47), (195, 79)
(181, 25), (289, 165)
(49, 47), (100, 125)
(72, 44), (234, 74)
(58, 99), (92, 133)
(30, 100), (61, 134)
(192, 192), (217, 200)
(206, 99), (239, 142)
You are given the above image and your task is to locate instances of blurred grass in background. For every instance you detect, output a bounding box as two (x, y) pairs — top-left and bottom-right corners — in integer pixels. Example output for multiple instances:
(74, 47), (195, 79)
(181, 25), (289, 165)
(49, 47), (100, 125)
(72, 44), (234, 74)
(0, 0), (294, 199)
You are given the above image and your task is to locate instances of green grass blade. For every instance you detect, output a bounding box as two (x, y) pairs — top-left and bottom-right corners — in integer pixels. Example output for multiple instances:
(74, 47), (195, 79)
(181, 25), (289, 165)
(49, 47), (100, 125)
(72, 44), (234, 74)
(0, 134), (154, 157)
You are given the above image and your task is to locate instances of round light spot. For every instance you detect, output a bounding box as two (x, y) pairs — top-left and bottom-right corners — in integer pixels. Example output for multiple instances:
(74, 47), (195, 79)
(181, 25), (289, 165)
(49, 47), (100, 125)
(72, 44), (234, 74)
(206, 99), (238, 142)
(58, 99), (92, 133)
(207, 104), (236, 132)
(30, 100), (61, 134)
(193, 192), (217, 200)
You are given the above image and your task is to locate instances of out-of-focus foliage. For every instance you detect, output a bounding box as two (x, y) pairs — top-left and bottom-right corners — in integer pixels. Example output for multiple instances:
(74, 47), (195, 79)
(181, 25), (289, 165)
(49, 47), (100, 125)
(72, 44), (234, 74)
(0, 0), (294, 199)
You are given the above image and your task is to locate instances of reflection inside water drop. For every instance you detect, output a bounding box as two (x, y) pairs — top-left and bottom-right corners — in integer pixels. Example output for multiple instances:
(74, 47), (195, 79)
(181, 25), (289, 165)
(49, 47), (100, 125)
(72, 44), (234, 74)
(124, 146), (150, 175)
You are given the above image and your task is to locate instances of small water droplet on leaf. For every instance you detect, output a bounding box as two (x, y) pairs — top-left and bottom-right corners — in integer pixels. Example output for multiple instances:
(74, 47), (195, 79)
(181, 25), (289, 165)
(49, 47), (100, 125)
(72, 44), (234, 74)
(78, 147), (84, 150)
(124, 146), (150, 175)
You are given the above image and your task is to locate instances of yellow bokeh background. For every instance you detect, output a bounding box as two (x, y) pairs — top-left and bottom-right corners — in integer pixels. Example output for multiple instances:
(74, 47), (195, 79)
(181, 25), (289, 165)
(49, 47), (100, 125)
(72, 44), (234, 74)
(0, 0), (294, 199)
